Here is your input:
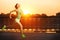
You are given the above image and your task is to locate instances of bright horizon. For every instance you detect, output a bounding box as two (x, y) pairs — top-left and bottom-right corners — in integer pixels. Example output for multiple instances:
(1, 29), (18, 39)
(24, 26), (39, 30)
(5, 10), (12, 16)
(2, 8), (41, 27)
(0, 0), (60, 16)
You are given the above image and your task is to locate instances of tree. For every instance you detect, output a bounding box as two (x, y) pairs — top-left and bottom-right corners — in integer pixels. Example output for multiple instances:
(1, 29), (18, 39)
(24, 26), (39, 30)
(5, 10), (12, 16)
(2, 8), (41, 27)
(56, 12), (60, 16)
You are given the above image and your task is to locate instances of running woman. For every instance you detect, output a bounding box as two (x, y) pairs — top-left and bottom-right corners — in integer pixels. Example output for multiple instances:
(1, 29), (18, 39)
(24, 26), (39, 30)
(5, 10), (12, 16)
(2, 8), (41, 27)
(10, 3), (26, 38)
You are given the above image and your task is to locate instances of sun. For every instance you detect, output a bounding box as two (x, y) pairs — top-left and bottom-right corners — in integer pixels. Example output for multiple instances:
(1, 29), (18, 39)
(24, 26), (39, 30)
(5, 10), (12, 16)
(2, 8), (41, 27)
(23, 10), (30, 15)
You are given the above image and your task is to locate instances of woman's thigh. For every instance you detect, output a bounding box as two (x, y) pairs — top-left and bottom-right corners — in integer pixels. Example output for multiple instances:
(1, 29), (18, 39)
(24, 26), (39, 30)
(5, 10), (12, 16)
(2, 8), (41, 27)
(15, 19), (20, 23)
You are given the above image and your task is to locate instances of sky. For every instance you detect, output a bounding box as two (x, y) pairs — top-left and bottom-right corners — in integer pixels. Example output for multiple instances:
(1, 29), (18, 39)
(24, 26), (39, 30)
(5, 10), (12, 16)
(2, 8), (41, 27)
(0, 0), (60, 16)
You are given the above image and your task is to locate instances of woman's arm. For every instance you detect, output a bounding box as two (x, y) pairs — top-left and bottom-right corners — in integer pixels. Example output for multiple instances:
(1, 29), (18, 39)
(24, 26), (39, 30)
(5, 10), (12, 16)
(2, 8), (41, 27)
(10, 10), (16, 19)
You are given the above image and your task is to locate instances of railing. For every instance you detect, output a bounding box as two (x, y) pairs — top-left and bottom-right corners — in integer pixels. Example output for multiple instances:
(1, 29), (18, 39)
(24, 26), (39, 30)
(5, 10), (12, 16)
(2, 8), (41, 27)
(0, 29), (59, 33)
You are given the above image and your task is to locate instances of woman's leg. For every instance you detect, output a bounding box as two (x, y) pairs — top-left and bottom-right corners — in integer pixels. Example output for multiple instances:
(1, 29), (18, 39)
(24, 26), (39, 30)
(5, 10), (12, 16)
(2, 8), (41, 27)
(15, 19), (26, 38)
(18, 22), (23, 34)
(15, 19), (23, 34)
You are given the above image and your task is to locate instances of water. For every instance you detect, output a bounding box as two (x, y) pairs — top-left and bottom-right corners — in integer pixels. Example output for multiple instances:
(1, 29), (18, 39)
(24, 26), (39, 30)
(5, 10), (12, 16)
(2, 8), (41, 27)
(0, 32), (60, 40)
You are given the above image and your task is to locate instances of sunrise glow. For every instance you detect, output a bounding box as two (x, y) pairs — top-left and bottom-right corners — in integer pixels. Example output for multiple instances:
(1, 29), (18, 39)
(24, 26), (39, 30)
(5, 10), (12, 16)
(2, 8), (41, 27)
(0, 0), (60, 16)
(23, 10), (30, 15)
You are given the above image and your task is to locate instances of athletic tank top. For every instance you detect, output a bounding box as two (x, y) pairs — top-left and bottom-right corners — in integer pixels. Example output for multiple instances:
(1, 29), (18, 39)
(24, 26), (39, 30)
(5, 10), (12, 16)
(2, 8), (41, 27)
(16, 9), (22, 19)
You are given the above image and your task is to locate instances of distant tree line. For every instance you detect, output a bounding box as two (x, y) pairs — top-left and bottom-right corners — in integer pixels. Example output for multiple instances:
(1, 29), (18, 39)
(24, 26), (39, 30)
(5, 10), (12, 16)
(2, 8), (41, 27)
(0, 12), (60, 29)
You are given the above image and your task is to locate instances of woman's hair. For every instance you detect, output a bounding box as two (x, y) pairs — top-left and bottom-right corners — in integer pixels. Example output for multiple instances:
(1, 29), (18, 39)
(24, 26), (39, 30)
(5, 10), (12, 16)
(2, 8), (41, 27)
(15, 3), (20, 9)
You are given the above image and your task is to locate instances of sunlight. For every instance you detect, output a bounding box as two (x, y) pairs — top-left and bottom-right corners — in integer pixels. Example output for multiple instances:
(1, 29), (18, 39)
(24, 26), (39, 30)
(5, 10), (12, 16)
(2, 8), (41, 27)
(23, 10), (30, 15)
